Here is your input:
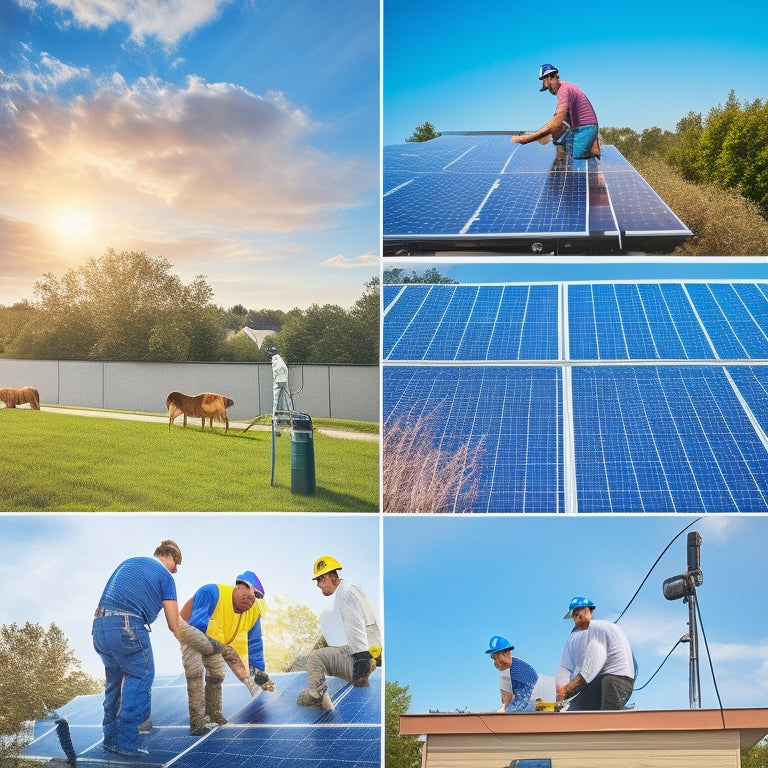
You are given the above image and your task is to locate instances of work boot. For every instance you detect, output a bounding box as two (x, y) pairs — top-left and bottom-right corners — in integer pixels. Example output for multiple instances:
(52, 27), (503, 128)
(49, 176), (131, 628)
(297, 688), (322, 707)
(189, 718), (218, 737)
(321, 691), (334, 710)
(205, 682), (227, 726)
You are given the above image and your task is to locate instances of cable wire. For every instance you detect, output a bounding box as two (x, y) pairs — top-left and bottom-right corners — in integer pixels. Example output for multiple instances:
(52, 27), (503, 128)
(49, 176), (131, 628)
(615, 517), (703, 624)
(633, 638), (686, 691)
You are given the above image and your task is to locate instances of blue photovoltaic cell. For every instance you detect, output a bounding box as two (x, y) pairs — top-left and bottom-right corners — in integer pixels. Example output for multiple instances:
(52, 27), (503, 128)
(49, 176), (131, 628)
(572, 366), (768, 513)
(383, 281), (768, 513)
(383, 365), (563, 513)
(383, 134), (691, 252)
(22, 671), (380, 768)
(727, 366), (768, 433)
(687, 282), (768, 359)
(567, 282), (720, 360)
(384, 284), (559, 361)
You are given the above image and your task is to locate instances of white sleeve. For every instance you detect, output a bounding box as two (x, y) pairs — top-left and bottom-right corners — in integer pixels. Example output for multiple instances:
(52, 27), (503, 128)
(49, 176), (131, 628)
(580, 626), (608, 684)
(338, 582), (369, 654)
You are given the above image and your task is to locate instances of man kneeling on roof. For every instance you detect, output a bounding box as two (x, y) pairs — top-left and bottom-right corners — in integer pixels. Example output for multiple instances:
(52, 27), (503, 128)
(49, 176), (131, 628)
(297, 556), (382, 710)
(485, 635), (539, 712)
(178, 571), (274, 735)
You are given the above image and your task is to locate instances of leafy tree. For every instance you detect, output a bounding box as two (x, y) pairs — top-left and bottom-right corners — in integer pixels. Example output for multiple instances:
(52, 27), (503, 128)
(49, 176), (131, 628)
(406, 121), (440, 143)
(246, 308), (287, 331)
(598, 127), (641, 160)
(263, 278), (379, 364)
(0, 622), (101, 760)
(218, 330), (265, 362)
(383, 267), (458, 285)
(347, 276), (380, 364)
(742, 739), (768, 768)
(262, 595), (321, 673)
(222, 304), (249, 333)
(0, 301), (38, 356)
(385, 681), (422, 768)
(5, 250), (227, 361)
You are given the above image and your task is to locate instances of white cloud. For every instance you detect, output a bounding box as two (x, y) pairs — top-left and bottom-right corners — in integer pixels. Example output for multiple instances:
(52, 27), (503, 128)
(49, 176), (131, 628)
(0, 71), (374, 237)
(44, 0), (233, 46)
(322, 252), (380, 268)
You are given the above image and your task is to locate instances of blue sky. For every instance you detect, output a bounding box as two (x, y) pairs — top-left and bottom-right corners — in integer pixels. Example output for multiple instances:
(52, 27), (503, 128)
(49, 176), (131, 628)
(384, 257), (768, 285)
(0, 513), (381, 679)
(0, 0), (379, 310)
(384, 515), (768, 713)
(383, 0), (768, 146)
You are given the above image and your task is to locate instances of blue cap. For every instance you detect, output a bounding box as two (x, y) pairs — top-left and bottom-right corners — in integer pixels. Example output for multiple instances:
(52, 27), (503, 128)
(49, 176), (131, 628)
(564, 596), (595, 618)
(236, 571), (265, 598)
(538, 63), (558, 90)
(485, 635), (514, 654)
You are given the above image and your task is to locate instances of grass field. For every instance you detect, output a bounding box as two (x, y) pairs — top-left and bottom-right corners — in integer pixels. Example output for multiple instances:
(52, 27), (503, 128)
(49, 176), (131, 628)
(0, 410), (379, 512)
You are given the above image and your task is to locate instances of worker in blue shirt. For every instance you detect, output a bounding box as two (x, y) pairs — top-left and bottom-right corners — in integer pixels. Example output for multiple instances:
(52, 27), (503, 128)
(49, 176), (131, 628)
(92, 539), (184, 757)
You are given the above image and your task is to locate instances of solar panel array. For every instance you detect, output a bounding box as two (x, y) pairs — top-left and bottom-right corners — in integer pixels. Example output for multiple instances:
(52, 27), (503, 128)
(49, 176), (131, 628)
(383, 134), (692, 255)
(23, 670), (381, 767)
(383, 282), (768, 513)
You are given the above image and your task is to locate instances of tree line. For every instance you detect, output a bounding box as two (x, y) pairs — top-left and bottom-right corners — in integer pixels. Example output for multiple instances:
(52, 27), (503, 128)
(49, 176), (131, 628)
(600, 91), (768, 216)
(0, 249), (379, 365)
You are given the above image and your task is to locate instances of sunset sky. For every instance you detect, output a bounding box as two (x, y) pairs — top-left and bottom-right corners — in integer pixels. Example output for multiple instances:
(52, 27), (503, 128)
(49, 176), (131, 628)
(0, 0), (379, 311)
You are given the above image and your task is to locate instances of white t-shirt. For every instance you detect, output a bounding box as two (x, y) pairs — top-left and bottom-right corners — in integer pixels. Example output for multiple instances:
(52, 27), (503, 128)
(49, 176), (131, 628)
(579, 619), (634, 683)
(556, 627), (588, 687)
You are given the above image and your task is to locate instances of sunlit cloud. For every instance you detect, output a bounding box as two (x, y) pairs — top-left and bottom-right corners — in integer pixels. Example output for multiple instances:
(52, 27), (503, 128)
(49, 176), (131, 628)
(0, 64), (375, 247)
(42, 0), (234, 46)
(322, 251), (380, 268)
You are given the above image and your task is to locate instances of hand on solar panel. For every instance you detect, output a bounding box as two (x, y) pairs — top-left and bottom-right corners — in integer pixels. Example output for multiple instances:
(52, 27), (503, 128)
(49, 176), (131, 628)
(252, 667), (275, 692)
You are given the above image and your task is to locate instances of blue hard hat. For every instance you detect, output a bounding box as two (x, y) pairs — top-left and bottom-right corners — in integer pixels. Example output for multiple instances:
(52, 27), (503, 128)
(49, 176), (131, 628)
(236, 570), (265, 598)
(539, 63), (558, 90)
(564, 596), (595, 619)
(485, 635), (515, 654)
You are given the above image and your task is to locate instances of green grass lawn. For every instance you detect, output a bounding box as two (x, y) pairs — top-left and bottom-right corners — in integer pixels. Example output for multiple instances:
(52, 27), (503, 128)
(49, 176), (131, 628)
(0, 410), (379, 512)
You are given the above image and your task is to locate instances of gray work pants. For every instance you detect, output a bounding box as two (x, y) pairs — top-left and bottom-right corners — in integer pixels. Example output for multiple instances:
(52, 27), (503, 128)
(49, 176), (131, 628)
(306, 645), (353, 696)
(181, 641), (227, 726)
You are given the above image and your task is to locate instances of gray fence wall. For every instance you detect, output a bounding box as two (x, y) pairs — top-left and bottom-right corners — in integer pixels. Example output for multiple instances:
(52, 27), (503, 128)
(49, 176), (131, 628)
(0, 359), (379, 422)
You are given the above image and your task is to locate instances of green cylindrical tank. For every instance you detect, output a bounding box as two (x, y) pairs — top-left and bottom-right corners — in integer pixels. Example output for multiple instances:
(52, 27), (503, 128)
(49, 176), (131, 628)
(290, 412), (316, 495)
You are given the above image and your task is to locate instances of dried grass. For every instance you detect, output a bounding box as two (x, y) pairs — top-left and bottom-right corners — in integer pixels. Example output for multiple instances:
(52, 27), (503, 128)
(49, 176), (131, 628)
(635, 156), (768, 255)
(383, 406), (484, 513)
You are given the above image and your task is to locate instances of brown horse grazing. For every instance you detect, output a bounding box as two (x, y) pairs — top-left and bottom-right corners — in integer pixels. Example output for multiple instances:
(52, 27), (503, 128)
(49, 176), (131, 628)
(0, 386), (40, 410)
(166, 391), (234, 433)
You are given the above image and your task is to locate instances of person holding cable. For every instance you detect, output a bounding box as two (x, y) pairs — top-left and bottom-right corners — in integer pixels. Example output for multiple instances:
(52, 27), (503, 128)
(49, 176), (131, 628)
(557, 596), (634, 710)
(510, 64), (600, 160)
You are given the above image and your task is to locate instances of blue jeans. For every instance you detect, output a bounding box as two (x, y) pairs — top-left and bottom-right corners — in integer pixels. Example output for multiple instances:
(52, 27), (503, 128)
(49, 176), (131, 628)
(556, 124), (599, 159)
(92, 614), (154, 752)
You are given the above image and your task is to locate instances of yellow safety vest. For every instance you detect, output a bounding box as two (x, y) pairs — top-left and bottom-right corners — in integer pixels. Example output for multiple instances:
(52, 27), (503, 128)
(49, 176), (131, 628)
(206, 584), (264, 668)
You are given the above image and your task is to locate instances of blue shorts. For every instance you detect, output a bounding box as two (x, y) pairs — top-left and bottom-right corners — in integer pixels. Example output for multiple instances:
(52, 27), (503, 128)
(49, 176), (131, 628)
(555, 124), (599, 159)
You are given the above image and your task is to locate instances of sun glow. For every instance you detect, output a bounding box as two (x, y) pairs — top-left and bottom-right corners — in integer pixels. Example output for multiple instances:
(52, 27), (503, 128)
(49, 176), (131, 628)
(60, 214), (92, 237)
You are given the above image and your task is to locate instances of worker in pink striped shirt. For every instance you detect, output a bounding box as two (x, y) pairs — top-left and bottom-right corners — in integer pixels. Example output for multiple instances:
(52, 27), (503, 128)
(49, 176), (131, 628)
(511, 64), (600, 160)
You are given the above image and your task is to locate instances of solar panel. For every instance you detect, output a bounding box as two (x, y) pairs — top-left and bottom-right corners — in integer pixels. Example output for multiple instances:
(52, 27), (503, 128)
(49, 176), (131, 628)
(383, 281), (768, 513)
(22, 670), (381, 767)
(383, 134), (692, 255)
(383, 365), (564, 513)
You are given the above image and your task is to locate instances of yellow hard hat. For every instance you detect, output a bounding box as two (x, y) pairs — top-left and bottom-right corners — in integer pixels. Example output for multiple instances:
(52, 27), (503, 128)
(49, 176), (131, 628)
(313, 555), (342, 579)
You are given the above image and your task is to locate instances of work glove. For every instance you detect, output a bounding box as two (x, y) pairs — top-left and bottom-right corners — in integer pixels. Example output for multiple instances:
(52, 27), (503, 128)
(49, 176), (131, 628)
(251, 668), (275, 692)
(351, 651), (375, 687)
